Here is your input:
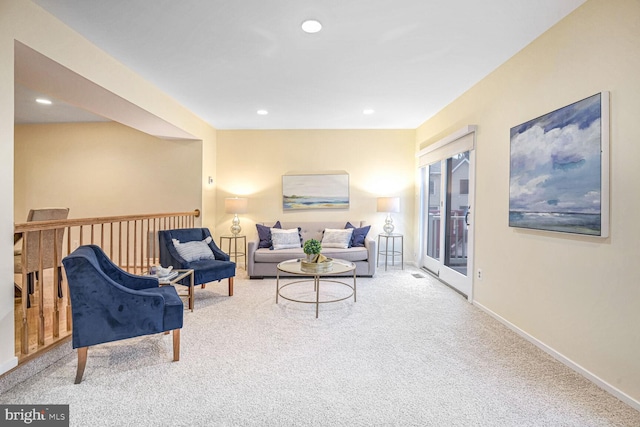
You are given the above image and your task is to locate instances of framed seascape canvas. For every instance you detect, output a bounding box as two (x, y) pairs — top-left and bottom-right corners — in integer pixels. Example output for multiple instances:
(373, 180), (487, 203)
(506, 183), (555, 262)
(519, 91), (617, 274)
(509, 92), (609, 237)
(282, 173), (349, 210)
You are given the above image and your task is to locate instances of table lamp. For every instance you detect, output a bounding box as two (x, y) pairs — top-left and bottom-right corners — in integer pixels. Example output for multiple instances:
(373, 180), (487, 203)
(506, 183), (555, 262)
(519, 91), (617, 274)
(377, 197), (400, 234)
(225, 197), (248, 235)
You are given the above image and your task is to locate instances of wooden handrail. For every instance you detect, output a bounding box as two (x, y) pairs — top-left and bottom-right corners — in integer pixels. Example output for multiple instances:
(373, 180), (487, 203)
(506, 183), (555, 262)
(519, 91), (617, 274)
(13, 209), (200, 361)
(14, 209), (200, 232)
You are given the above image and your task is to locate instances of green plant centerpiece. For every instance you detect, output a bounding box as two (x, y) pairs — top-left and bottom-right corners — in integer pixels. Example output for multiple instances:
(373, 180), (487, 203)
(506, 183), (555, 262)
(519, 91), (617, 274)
(303, 239), (322, 262)
(301, 238), (333, 272)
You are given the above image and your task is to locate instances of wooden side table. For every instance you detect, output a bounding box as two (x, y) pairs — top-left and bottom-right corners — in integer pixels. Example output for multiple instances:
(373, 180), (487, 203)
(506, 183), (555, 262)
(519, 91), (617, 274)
(220, 235), (247, 270)
(377, 233), (404, 271)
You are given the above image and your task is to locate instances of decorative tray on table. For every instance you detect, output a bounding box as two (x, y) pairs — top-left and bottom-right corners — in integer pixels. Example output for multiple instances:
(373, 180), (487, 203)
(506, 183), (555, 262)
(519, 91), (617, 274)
(300, 257), (334, 273)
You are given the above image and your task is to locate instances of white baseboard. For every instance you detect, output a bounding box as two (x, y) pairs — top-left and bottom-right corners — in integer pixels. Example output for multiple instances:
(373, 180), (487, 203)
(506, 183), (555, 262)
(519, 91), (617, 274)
(0, 356), (18, 376)
(473, 301), (640, 412)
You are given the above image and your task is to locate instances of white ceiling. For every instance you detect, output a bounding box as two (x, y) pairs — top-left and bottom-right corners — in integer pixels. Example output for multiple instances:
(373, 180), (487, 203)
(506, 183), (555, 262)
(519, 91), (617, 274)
(21, 0), (586, 130)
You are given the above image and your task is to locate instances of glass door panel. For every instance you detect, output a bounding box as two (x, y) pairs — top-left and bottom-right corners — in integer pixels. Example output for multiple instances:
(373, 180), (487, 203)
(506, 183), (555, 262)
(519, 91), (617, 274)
(420, 150), (473, 298)
(444, 152), (469, 276)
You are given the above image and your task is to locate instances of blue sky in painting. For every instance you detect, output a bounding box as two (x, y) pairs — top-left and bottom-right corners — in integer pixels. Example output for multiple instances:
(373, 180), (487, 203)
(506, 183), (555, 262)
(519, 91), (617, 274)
(509, 93), (602, 214)
(283, 174), (349, 198)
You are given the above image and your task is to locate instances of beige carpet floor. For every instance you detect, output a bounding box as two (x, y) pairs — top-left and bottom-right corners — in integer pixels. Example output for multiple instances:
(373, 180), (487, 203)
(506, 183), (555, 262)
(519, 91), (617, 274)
(0, 266), (638, 426)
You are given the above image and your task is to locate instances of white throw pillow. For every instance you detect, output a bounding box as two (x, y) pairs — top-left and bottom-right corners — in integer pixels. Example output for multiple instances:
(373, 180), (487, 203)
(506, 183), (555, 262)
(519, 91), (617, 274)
(321, 228), (353, 248)
(172, 236), (215, 262)
(271, 228), (301, 250)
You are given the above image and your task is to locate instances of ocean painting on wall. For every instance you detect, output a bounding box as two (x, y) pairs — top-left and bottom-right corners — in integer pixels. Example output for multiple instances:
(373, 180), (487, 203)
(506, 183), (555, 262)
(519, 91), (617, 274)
(283, 173), (349, 210)
(509, 92), (609, 237)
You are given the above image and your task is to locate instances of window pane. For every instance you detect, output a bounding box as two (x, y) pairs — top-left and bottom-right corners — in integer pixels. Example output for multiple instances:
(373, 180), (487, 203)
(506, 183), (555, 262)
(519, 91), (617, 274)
(459, 179), (469, 195)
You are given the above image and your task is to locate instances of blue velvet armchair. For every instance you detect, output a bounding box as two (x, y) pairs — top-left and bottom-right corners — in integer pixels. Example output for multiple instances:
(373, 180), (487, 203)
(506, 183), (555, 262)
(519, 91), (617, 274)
(62, 245), (183, 384)
(158, 228), (236, 308)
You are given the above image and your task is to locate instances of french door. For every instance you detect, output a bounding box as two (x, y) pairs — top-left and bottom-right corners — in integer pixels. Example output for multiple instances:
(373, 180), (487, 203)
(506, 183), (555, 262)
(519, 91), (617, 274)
(418, 127), (475, 299)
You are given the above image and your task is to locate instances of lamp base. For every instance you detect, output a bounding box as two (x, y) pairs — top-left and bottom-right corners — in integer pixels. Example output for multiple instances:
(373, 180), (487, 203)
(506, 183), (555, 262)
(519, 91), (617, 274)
(230, 214), (242, 235)
(383, 214), (394, 234)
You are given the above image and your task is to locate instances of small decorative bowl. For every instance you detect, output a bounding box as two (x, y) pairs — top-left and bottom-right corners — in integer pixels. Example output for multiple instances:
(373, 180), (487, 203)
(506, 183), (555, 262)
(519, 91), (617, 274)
(150, 265), (173, 277)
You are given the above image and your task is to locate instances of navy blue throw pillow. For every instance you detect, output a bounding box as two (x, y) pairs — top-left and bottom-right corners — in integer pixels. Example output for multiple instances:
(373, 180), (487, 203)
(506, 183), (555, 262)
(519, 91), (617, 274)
(345, 222), (370, 247)
(256, 221), (281, 248)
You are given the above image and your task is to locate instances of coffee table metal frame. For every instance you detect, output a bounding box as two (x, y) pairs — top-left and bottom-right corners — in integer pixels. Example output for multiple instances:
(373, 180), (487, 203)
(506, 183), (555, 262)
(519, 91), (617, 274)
(276, 258), (356, 318)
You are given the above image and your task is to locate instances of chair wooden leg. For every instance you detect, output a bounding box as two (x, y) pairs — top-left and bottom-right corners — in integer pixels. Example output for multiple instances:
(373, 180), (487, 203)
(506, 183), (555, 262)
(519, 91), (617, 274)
(228, 277), (234, 296)
(75, 347), (88, 384)
(172, 329), (180, 361)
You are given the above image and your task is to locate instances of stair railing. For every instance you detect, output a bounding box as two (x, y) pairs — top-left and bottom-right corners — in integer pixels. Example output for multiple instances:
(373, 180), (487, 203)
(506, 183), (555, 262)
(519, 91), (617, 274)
(13, 209), (200, 360)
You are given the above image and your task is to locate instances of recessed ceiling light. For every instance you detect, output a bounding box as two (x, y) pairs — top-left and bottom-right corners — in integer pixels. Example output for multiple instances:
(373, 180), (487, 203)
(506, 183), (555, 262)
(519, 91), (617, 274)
(36, 98), (52, 105)
(257, 110), (268, 115)
(363, 109), (375, 115)
(301, 20), (322, 34)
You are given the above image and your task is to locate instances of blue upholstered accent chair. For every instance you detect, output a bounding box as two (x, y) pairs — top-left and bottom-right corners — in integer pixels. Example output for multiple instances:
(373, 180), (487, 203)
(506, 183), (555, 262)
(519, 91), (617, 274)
(158, 228), (236, 309)
(62, 245), (183, 384)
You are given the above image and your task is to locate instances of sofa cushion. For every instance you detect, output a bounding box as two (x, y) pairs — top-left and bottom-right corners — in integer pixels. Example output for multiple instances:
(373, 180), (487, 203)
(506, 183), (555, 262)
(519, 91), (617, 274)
(254, 246), (368, 263)
(345, 222), (371, 247)
(320, 247), (369, 262)
(254, 248), (305, 263)
(256, 221), (281, 248)
(271, 228), (302, 250)
(183, 258), (237, 284)
(321, 228), (353, 248)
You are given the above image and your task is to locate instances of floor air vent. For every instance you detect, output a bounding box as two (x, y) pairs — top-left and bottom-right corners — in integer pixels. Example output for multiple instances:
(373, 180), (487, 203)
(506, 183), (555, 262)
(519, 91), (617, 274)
(412, 273), (426, 278)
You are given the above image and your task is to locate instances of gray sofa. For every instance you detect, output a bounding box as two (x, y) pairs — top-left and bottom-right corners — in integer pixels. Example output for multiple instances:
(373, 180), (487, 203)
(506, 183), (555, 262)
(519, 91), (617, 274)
(248, 221), (376, 278)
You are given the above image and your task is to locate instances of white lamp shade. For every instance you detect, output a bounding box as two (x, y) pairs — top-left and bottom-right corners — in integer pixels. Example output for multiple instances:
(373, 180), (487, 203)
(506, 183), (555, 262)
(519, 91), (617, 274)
(377, 197), (400, 213)
(224, 197), (248, 214)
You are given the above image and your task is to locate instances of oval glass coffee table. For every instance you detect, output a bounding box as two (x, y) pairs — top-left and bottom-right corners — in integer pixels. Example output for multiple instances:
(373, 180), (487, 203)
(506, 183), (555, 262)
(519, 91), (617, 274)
(276, 258), (356, 318)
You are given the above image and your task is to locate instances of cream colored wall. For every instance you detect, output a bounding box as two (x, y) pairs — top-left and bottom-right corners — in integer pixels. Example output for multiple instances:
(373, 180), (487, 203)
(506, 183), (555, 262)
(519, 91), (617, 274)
(3, 0), (636, 407)
(201, 130), (217, 230)
(416, 0), (640, 405)
(216, 130), (415, 252)
(0, 0), (217, 375)
(14, 122), (202, 219)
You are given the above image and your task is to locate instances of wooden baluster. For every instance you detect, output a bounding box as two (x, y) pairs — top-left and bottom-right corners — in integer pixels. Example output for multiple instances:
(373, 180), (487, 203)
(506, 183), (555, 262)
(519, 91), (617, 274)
(152, 219), (157, 265)
(140, 220), (144, 273)
(118, 222), (123, 269)
(126, 221), (130, 272)
(143, 219), (149, 271)
(38, 231), (45, 346)
(53, 228), (60, 339)
(133, 220), (138, 274)
(66, 227), (73, 332)
(21, 232), (29, 355)
(109, 222), (114, 260)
